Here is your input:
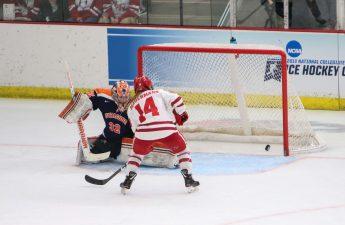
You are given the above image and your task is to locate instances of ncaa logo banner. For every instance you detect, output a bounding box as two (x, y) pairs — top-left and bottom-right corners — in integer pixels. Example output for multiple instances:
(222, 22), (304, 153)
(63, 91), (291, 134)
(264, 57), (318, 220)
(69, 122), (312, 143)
(286, 40), (302, 58)
(107, 27), (344, 105)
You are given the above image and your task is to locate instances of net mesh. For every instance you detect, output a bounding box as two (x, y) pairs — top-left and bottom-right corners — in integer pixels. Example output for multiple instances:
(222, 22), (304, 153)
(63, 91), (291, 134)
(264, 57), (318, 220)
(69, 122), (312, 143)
(139, 43), (325, 154)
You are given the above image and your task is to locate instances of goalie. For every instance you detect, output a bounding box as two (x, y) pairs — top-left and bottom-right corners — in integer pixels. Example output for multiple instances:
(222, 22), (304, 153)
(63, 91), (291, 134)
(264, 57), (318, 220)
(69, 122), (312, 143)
(58, 80), (177, 168)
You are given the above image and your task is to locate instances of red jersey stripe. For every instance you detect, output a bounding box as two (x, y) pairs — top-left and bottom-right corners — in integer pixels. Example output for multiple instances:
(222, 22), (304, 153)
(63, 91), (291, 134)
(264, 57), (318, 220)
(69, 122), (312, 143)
(138, 121), (174, 127)
(128, 161), (140, 167)
(175, 103), (184, 108)
(129, 155), (142, 162)
(136, 127), (177, 132)
(171, 97), (182, 107)
(179, 158), (192, 163)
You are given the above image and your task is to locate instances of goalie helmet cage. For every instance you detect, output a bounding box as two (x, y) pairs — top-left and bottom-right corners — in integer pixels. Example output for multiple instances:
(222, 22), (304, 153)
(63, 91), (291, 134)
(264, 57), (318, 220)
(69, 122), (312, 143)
(137, 43), (326, 156)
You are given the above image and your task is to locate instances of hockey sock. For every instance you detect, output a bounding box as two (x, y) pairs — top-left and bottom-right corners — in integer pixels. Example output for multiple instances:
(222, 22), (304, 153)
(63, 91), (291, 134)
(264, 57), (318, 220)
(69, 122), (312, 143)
(177, 149), (192, 173)
(126, 153), (144, 175)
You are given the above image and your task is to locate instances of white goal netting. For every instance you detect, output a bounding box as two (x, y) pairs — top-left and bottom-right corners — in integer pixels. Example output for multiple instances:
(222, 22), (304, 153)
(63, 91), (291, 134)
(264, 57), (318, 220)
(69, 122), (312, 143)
(138, 43), (326, 155)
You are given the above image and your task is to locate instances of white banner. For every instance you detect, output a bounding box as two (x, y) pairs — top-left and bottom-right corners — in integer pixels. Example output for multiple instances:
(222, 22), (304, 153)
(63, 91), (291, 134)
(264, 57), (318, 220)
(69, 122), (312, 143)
(0, 23), (108, 88)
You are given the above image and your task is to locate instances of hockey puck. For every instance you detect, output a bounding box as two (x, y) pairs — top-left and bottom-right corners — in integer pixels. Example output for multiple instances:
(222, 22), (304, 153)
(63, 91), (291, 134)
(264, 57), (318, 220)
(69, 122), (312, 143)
(265, 144), (271, 151)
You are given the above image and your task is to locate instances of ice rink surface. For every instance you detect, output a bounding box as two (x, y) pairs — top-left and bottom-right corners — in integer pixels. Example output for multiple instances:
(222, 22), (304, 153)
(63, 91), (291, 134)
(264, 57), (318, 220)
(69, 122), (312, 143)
(0, 98), (345, 225)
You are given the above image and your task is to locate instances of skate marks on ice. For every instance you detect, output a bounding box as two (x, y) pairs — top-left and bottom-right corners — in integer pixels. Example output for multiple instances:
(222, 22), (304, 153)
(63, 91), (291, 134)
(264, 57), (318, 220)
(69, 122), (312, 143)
(80, 152), (296, 176)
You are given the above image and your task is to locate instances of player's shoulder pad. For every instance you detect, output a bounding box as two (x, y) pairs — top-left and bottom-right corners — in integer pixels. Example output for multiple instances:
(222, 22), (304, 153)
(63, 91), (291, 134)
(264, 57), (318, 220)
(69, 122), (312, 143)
(158, 88), (176, 96)
(91, 88), (114, 101)
(156, 88), (167, 94)
(94, 88), (112, 96)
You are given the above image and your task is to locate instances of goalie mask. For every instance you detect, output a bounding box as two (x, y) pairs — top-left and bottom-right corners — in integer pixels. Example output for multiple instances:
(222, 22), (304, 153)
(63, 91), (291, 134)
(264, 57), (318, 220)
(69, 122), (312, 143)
(112, 80), (130, 111)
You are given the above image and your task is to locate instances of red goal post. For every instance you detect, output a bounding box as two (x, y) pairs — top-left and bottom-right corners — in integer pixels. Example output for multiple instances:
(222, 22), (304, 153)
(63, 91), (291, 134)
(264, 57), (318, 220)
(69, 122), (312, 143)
(137, 43), (326, 156)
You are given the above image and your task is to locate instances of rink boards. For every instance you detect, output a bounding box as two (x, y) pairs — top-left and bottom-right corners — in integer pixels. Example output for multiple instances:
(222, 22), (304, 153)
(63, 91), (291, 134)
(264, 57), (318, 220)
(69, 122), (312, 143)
(0, 23), (345, 109)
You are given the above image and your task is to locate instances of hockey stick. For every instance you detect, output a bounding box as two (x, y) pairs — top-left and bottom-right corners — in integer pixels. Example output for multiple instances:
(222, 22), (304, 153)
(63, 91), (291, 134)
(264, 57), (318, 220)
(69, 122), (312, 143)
(63, 61), (91, 159)
(63, 61), (109, 161)
(84, 164), (127, 185)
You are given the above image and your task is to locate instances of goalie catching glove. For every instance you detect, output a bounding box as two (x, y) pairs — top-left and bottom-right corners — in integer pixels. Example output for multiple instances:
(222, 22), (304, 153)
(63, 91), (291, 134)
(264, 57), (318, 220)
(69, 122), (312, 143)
(58, 92), (93, 123)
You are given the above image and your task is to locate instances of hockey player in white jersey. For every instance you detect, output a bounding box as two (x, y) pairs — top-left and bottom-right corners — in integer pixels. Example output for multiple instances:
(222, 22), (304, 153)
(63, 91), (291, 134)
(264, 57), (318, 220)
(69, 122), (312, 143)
(120, 75), (200, 194)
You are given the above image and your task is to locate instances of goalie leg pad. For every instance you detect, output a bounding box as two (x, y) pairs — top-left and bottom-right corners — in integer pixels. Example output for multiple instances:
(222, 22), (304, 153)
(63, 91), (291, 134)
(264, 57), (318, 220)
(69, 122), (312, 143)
(144, 148), (178, 168)
(118, 138), (178, 168)
(163, 132), (192, 172)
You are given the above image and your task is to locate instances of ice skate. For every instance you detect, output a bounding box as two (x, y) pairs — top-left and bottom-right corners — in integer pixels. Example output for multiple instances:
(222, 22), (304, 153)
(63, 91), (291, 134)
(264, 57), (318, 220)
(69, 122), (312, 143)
(181, 169), (200, 193)
(120, 171), (137, 195)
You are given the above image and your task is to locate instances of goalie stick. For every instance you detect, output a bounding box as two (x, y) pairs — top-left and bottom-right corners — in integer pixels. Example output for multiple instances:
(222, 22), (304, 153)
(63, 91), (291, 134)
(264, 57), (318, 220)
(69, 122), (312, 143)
(63, 61), (91, 159)
(85, 164), (127, 185)
(63, 61), (108, 161)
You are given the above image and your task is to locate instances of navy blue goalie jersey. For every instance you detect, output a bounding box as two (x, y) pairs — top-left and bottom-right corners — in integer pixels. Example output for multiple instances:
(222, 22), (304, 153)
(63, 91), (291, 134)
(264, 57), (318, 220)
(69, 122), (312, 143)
(88, 88), (134, 142)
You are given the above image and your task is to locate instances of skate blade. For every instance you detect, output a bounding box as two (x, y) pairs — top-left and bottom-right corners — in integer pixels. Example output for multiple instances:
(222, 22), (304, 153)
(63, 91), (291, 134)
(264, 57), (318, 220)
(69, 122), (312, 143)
(121, 188), (129, 195)
(187, 186), (199, 193)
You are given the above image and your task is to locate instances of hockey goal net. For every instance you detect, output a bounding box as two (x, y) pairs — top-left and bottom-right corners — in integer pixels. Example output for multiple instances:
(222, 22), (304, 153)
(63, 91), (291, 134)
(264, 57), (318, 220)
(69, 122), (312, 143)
(137, 43), (326, 156)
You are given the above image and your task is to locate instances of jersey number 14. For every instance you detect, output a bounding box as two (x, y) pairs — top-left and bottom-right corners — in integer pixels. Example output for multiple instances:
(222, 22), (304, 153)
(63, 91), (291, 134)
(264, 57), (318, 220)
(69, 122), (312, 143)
(134, 96), (160, 123)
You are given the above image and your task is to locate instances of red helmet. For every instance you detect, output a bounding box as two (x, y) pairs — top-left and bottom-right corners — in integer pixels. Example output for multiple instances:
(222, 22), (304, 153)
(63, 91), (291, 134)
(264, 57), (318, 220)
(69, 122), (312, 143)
(134, 75), (153, 94)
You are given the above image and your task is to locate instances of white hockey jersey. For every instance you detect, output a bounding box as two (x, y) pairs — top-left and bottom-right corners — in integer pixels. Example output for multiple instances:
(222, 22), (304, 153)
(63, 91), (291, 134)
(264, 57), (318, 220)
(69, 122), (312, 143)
(127, 89), (186, 140)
